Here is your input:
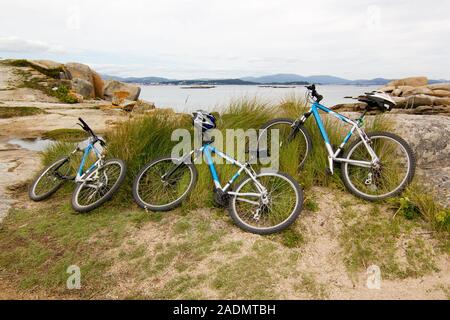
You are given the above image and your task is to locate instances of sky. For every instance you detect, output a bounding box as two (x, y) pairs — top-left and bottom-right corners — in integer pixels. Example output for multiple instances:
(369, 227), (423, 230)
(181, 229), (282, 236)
(0, 0), (449, 79)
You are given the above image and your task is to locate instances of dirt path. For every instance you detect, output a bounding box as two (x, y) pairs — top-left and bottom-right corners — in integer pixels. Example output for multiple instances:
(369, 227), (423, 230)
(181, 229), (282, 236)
(296, 189), (449, 299)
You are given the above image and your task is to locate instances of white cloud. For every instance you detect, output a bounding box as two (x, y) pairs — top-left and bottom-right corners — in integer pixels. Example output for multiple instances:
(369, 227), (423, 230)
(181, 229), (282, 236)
(0, 36), (67, 54)
(0, 0), (449, 79)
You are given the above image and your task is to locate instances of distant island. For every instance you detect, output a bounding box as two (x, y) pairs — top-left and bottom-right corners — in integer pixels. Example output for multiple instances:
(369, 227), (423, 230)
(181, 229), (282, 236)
(102, 73), (449, 86)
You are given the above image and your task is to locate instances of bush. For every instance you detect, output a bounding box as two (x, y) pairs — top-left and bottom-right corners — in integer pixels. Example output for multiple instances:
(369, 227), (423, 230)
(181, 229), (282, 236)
(53, 85), (78, 104)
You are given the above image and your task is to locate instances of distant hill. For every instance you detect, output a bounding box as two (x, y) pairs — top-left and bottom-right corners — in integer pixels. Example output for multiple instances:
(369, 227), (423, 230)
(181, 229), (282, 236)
(241, 74), (391, 85)
(102, 73), (448, 86)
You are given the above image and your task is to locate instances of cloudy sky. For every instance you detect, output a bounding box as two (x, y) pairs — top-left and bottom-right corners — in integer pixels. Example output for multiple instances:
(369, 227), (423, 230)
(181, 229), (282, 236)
(0, 0), (449, 79)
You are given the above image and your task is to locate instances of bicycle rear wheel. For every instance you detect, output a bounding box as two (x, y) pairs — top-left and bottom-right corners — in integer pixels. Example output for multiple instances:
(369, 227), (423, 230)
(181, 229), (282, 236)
(132, 156), (197, 211)
(71, 158), (126, 212)
(341, 131), (415, 200)
(228, 172), (303, 234)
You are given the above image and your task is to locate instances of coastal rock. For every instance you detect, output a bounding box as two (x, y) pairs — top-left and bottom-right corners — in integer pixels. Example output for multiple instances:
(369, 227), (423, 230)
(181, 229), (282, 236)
(71, 78), (95, 98)
(402, 86), (433, 97)
(391, 114), (450, 205)
(428, 83), (450, 91)
(387, 76), (428, 87)
(103, 80), (141, 101)
(379, 86), (395, 92)
(430, 90), (450, 98)
(65, 62), (94, 83)
(132, 99), (156, 113)
(391, 96), (407, 108)
(404, 94), (435, 108)
(121, 100), (137, 112)
(433, 97), (450, 106)
(27, 59), (64, 71)
(409, 105), (449, 115)
(392, 88), (402, 96)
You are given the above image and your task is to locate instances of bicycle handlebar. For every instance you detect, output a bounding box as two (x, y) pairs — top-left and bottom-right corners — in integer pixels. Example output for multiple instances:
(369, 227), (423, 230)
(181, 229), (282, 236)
(305, 84), (323, 102)
(78, 117), (96, 137)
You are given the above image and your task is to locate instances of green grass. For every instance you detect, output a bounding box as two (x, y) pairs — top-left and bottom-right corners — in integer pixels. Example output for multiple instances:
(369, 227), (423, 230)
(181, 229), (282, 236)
(293, 273), (328, 299)
(1, 59), (64, 79)
(13, 68), (78, 104)
(339, 204), (439, 280)
(1, 97), (447, 298)
(0, 106), (45, 118)
(42, 128), (88, 142)
(0, 200), (147, 296)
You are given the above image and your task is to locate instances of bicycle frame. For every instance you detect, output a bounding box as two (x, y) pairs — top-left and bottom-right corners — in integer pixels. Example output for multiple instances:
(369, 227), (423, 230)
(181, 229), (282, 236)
(174, 142), (268, 204)
(54, 142), (104, 183)
(75, 142), (104, 183)
(297, 101), (380, 174)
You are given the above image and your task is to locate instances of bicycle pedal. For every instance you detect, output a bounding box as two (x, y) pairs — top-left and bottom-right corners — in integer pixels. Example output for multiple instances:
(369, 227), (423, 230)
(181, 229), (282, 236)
(325, 168), (333, 175)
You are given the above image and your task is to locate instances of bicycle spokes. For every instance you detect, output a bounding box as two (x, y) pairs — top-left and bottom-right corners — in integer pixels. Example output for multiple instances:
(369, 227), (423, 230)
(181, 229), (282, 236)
(33, 159), (72, 196)
(345, 136), (410, 197)
(76, 161), (122, 206)
(138, 160), (192, 206)
(234, 174), (298, 228)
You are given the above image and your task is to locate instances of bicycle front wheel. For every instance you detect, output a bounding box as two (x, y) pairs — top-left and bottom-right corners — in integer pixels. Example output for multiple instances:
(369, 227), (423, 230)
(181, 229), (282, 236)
(259, 118), (312, 173)
(132, 156), (198, 211)
(341, 131), (416, 201)
(29, 157), (73, 201)
(71, 158), (126, 212)
(228, 172), (303, 234)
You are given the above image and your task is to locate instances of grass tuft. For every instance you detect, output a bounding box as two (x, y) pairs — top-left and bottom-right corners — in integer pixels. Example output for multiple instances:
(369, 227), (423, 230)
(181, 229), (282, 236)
(0, 106), (45, 118)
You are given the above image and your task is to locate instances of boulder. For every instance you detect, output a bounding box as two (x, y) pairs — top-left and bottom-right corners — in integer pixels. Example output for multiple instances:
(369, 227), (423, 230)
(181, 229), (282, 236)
(390, 114), (450, 206)
(65, 62), (94, 83)
(120, 100), (137, 112)
(428, 83), (450, 91)
(404, 94), (435, 108)
(103, 80), (141, 101)
(379, 86), (395, 93)
(392, 88), (402, 97)
(391, 96), (407, 108)
(387, 76), (428, 88)
(27, 59), (64, 70)
(68, 91), (84, 103)
(429, 90), (450, 98)
(434, 97), (450, 106)
(71, 78), (95, 98)
(402, 86), (433, 97)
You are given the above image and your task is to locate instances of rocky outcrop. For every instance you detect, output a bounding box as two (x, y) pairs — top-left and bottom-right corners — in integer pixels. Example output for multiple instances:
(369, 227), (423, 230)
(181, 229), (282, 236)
(333, 76), (449, 115)
(71, 78), (95, 99)
(103, 80), (141, 102)
(391, 114), (450, 206)
(387, 76), (428, 87)
(9, 59), (142, 102)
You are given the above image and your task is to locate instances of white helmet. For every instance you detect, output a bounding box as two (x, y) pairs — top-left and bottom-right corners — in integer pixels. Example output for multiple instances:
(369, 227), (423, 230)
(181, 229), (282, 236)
(192, 110), (217, 132)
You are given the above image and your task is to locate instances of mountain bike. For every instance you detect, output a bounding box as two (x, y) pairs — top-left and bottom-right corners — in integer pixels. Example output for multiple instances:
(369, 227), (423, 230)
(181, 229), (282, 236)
(258, 84), (416, 201)
(132, 111), (303, 234)
(29, 118), (127, 212)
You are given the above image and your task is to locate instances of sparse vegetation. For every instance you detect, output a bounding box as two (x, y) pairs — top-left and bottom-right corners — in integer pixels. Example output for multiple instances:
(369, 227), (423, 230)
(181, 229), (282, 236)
(293, 273), (328, 299)
(0, 98), (448, 299)
(13, 67), (77, 104)
(339, 204), (439, 280)
(1, 59), (64, 79)
(42, 128), (88, 142)
(0, 106), (45, 118)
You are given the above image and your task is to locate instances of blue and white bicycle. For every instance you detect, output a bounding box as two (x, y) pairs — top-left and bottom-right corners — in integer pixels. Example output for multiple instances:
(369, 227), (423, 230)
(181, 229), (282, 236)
(29, 118), (127, 212)
(132, 110), (303, 234)
(259, 84), (416, 201)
